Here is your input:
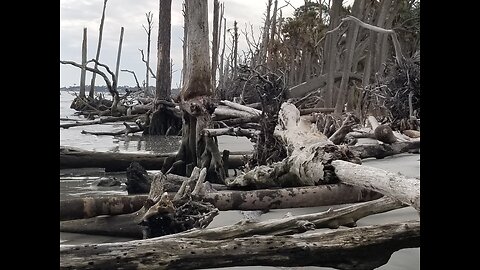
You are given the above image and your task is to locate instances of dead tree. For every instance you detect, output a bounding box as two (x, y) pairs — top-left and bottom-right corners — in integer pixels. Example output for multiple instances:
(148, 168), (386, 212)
(211, 0), (220, 92)
(89, 0), (108, 98)
(79, 27), (87, 98)
(142, 12), (154, 96)
(174, 0), (225, 183)
(148, 0), (182, 136)
(113, 27), (124, 92)
(60, 59), (120, 114)
(322, 0), (342, 107)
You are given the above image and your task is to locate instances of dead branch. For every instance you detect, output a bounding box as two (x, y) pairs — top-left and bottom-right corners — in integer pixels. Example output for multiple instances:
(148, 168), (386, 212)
(81, 122), (143, 136)
(59, 115), (140, 129)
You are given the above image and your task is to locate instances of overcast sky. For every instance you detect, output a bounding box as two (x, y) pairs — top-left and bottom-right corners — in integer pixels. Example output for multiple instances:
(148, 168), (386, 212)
(60, 0), (348, 88)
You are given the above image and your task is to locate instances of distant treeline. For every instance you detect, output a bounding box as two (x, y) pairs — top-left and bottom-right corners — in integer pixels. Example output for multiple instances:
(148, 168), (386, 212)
(60, 85), (181, 96)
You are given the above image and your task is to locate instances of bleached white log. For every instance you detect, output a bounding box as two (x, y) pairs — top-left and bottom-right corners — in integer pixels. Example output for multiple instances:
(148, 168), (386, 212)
(332, 160), (420, 212)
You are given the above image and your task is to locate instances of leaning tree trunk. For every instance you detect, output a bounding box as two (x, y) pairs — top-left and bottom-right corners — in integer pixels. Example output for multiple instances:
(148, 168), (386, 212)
(334, 0), (364, 114)
(175, 0), (225, 183)
(322, 0), (342, 107)
(113, 27), (124, 93)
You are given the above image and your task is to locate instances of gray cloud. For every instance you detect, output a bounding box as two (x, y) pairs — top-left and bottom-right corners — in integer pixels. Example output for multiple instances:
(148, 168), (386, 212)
(60, 0), (304, 88)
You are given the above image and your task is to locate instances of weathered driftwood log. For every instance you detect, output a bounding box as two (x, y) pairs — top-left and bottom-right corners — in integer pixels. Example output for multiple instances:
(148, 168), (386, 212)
(332, 160), (420, 212)
(139, 168), (218, 239)
(60, 195), (147, 221)
(60, 146), (247, 171)
(201, 127), (260, 139)
(60, 220), (419, 270)
(402, 129), (420, 138)
(214, 115), (259, 127)
(212, 106), (257, 120)
(328, 113), (358, 144)
(220, 100), (262, 116)
(60, 185), (381, 231)
(81, 121), (143, 136)
(160, 196), (405, 240)
(350, 140), (420, 159)
(228, 102), (361, 188)
(65, 167), (218, 238)
(367, 115), (397, 144)
(60, 115), (140, 129)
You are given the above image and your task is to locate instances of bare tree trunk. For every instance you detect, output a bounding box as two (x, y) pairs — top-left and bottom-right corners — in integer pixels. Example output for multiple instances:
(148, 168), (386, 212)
(143, 12), (154, 96)
(334, 0), (364, 114)
(89, 0), (108, 98)
(323, 0), (342, 107)
(113, 27), (124, 90)
(211, 0), (220, 93)
(219, 17), (226, 90)
(372, 0), (392, 74)
(232, 20), (238, 79)
(181, 0), (188, 88)
(79, 27), (87, 98)
(267, 0), (278, 70)
(378, 0), (401, 75)
(176, 0), (225, 182)
(259, 0), (272, 68)
(156, 0), (172, 100)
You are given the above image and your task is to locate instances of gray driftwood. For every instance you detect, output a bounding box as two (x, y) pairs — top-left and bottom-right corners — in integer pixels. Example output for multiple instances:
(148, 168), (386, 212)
(60, 221), (419, 270)
(333, 160), (420, 212)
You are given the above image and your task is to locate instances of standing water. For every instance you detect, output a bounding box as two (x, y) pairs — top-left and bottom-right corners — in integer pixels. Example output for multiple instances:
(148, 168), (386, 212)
(60, 90), (419, 269)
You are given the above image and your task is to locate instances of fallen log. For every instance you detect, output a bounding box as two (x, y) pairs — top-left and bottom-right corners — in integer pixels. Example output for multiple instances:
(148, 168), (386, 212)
(81, 122), (143, 136)
(60, 185), (381, 232)
(60, 195), (147, 221)
(161, 196), (405, 240)
(332, 160), (420, 212)
(214, 115), (259, 126)
(60, 146), (247, 171)
(220, 100), (262, 116)
(202, 127), (260, 139)
(213, 106), (257, 120)
(228, 102), (361, 188)
(60, 115), (140, 129)
(350, 140), (420, 159)
(60, 220), (419, 270)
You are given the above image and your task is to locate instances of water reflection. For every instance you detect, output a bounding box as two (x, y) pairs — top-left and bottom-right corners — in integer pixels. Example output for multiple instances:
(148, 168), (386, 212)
(118, 134), (182, 154)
